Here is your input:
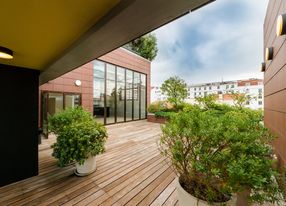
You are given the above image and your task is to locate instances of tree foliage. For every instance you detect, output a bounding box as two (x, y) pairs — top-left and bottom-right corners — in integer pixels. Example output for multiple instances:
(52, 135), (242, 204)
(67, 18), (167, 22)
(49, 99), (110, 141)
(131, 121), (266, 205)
(124, 33), (158, 61)
(160, 76), (188, 107)
(159, 102), (281, 204)
(230, 91), (253, 109)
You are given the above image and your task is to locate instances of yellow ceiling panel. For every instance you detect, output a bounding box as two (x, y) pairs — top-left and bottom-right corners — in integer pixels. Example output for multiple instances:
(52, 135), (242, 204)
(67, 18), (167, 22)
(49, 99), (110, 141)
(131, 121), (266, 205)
(0, 0), (119, 70)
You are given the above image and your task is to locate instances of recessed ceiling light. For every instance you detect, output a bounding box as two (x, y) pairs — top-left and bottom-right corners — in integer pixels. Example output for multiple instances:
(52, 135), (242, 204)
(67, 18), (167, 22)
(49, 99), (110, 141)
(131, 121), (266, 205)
(0, 46), (13, 59)
(276, 14), (286, 36)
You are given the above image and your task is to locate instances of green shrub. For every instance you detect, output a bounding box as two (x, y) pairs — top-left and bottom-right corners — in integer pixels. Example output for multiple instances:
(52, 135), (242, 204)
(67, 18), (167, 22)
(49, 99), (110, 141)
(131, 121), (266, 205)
(154, 111), (176, 119)
(160, 105), (281, 204)
(147, 101), (166, 113)
(49, 107), (108, 167)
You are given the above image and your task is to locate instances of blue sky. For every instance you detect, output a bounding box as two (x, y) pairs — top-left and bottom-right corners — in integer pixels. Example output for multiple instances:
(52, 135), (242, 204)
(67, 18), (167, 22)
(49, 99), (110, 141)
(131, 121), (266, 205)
(151, 0), (268, 85)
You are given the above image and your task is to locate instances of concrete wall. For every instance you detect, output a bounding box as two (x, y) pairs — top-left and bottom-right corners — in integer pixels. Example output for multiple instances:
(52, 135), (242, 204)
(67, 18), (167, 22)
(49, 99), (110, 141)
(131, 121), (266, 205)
(0, 64), (39, 186)
(264, 0), (286, 166)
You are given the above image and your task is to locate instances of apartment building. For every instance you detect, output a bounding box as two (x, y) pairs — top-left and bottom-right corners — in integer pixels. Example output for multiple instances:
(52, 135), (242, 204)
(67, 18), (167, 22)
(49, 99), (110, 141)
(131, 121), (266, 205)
(188, 78), (263, 109)
(151, 86), (167, 102)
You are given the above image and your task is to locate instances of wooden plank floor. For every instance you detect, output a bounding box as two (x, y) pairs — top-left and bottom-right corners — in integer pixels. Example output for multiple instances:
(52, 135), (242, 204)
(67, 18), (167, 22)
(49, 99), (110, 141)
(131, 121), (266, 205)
(0, 120), (178, 206)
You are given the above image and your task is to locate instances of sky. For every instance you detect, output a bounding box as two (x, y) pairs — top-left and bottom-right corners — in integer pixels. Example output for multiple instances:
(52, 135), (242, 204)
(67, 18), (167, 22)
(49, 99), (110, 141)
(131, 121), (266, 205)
(151, 0), (268, 86)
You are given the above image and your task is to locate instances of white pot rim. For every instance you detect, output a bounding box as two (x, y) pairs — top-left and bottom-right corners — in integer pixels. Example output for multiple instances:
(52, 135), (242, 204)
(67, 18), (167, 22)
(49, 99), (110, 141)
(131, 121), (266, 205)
(176, 177), (233, 205)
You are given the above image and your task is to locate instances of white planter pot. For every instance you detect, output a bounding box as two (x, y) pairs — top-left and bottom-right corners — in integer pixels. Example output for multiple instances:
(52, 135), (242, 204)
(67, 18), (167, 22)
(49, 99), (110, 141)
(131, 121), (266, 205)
(75, 156), (97, 176)
(176, 178), (236, 206)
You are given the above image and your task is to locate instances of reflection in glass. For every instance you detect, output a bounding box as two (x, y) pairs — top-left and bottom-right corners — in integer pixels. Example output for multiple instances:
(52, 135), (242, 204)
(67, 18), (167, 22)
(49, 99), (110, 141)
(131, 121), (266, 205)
(65, 94), (80, 109)
(117, 67), (125, 122)
(133, 72), (140, 120)
(48, 93), (63, 116)
(106, 64), (116, 124)
(126, 70), (133, 121)
(93, 60), (147, 124)
(93, 61), (105, 124)
(140, 74), (146, 119)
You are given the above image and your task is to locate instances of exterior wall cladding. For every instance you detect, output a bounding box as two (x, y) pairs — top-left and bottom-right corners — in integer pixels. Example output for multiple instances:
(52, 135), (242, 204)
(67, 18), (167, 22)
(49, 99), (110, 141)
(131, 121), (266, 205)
(39, 47), (151, 123)
(264, 0), (286, 166)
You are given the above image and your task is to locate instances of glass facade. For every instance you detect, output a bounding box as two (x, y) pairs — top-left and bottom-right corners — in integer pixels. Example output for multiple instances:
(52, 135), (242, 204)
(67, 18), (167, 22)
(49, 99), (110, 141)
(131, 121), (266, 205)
(93, 60), (147, 124)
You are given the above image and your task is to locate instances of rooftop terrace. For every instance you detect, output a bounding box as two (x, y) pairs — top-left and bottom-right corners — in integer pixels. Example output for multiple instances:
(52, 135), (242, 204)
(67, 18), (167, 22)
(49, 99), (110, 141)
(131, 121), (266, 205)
(0, 121), (178, 206)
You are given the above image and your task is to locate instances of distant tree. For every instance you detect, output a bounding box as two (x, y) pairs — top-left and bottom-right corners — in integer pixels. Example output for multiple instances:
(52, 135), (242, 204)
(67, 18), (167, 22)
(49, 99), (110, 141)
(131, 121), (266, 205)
(230, 92), (253, 109)
(124, 33), (158, 61)
(160, 76), (188, 107)
(196, 94), (217, 109)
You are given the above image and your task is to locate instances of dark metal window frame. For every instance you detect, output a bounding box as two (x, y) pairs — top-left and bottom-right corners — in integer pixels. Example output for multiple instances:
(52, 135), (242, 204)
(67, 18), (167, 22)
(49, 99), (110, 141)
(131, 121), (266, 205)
(40, 91), (82, 137)
(93, 60), (147, 125)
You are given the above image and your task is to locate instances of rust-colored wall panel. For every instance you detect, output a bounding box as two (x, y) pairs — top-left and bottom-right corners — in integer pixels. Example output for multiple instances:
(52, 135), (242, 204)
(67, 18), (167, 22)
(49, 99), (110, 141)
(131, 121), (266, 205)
(264, 0), (286, 167)
(265, 64), (286, 96)
(265, 0), (283, 44)
(39, 48), (151, 126)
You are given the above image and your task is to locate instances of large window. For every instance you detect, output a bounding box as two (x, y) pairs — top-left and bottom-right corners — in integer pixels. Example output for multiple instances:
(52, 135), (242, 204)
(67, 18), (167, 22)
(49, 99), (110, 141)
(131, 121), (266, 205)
(140, 74), (147, 119)
(125, 70), (133, 121)
(117, 67), (125, 123)
(133, 72), (140, 120)
(93, 60), (147, 124)
(93, 61), (105, 124)
(41, 92), (81, 137)
(106, 64), (116, 124)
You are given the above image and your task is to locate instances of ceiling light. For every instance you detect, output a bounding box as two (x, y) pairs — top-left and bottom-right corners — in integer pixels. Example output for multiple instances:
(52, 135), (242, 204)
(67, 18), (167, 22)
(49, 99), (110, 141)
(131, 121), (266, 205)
(276, 14), (286, 36)
(265, 47), (273, 61)
(0, 46), (13, 59)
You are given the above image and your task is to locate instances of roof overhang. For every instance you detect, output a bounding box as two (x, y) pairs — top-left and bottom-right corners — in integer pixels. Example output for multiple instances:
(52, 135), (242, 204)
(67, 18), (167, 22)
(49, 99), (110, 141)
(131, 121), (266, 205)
(0, 0), (215, 84)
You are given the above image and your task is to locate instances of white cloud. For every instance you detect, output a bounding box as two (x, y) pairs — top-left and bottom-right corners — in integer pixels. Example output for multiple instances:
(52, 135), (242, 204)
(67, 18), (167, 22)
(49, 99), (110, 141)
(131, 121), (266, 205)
(151, 0), (268, 86)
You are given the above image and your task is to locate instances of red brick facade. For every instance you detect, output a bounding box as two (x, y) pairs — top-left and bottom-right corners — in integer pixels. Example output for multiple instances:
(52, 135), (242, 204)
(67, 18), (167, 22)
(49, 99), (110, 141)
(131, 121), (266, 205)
(39, 48), (151, 124)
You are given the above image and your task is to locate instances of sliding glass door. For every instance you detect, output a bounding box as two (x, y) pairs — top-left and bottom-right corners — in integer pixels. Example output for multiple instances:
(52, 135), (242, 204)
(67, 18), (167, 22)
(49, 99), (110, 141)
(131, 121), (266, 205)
(93, 60), (147, 125)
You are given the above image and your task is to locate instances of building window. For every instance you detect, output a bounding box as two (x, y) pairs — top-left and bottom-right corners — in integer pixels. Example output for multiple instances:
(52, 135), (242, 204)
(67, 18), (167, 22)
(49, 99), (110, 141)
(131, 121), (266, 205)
(199, 87), (201, 90)
(194, 87), (196, 91)
(258, 101), (262, 105)
(217, 85), (220, 89)
(246, 101), (250, 105)
(245, 83), (251, 86)
(209, 86), (211, 90)
(93, 60), (147, 125)
(231, 84), (234, 88)
(204, 87), (206, 90)
(41, 92), (81, 136)
(226, 85), (229, 89)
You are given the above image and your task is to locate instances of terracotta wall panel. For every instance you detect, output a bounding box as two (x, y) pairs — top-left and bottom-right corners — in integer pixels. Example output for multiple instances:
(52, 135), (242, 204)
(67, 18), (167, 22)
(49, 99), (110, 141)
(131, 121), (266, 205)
(264, 0), (286, 167)
(39, 47), (151, 124)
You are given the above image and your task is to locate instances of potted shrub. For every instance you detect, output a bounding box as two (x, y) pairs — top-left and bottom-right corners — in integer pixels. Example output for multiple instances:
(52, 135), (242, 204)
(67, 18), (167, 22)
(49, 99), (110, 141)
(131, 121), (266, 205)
(159, 105), (281, 205)
(49, 107), (108, 176)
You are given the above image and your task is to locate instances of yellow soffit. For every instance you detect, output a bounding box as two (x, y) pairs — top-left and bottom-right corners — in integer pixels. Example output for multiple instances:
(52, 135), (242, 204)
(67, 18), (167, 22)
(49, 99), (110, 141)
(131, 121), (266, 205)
(0, 0), (120, 70)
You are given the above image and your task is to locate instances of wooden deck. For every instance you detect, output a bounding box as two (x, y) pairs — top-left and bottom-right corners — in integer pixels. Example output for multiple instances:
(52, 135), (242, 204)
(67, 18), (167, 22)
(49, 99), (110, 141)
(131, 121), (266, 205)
(0, 120), (178, 206)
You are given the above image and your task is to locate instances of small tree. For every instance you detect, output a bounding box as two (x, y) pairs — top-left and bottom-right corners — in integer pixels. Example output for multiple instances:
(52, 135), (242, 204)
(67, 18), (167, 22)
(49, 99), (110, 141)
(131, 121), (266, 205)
(124, 33), (158, 61)
(230, 92), (252, 109)
(160, 76), (188, 107)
